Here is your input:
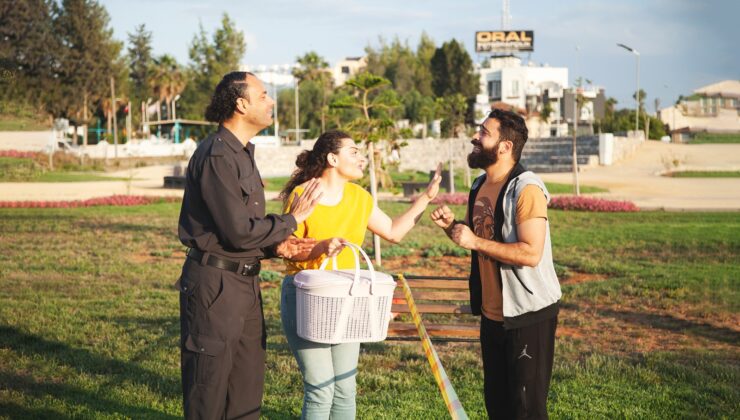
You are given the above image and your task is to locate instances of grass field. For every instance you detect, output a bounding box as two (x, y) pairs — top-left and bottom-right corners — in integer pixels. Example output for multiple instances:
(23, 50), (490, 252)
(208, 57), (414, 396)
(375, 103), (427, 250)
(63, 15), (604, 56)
(264, 172), (607, 195)
(688, 133), (740, 144)
(0, 202), (738, 418)
(0, 157), (130, 182)
(665, 170), (740, 178)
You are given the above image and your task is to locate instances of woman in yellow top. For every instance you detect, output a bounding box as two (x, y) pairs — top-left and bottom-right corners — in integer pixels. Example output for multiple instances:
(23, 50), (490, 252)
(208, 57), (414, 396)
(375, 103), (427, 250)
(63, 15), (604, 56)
(280, 130), (441, 420)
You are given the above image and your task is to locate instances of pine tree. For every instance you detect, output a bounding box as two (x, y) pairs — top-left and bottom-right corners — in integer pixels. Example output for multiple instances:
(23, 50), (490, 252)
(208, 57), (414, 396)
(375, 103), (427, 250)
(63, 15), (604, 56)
(179, 14), (245, 120)
(127, 23), (153, 125)
(430, 39), (478, 99)
(0, 0), (59, 114)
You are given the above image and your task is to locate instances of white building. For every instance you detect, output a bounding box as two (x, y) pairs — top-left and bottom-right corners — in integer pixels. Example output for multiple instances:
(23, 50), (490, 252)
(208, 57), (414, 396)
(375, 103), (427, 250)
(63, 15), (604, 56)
(475, 56), (569, 136)
(331, 56), (367, 86)
(659, 80), (740, 140)
(475, 55), (606, 137)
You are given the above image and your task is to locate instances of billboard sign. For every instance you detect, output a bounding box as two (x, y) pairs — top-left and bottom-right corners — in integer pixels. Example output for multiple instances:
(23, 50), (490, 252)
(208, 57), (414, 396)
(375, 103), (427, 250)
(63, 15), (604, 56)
(475, 30), (534, 53)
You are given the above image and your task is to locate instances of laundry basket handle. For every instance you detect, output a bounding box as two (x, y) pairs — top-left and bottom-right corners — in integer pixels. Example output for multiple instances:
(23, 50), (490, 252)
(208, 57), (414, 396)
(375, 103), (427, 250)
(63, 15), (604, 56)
(318, 254), (339, 271)
(341, 242), (377, 295)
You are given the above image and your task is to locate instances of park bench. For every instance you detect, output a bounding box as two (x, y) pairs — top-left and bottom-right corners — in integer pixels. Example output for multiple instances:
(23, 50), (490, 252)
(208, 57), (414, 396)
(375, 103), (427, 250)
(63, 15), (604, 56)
(163, 164), (187, 188)
(387, 274), (479, 342)
(163, 175), (186, 188)
(400, 170), (452, 197)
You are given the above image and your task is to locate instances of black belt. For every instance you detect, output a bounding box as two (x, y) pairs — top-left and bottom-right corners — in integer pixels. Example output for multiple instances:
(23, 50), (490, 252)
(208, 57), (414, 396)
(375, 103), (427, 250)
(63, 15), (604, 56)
(187, 248), (261, 276)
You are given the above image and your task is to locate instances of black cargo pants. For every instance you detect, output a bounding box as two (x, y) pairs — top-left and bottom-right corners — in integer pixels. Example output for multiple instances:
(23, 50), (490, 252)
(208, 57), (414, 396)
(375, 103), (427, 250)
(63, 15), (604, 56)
(179, 256), (266, 420)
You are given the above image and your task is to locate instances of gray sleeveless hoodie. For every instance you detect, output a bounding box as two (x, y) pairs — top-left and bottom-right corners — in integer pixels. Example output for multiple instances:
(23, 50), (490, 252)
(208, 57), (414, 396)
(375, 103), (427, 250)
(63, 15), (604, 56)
(467, 163), (561, 329)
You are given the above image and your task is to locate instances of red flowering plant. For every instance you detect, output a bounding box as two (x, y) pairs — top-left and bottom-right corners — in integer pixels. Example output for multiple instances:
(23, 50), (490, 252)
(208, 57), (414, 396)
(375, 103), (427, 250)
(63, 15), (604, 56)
(0, 150), (39, 159)
(0, 195), (180, 208)
(549, 196), (638, 212)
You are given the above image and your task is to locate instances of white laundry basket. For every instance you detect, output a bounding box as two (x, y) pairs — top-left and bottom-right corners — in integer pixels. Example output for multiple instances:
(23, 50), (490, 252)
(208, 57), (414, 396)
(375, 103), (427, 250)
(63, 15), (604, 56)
(293, 242), (396, 344)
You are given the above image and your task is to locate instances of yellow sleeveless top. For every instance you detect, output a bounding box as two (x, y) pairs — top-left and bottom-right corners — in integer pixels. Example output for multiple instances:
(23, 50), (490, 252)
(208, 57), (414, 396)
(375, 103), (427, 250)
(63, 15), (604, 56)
(283, 182), (374, 274)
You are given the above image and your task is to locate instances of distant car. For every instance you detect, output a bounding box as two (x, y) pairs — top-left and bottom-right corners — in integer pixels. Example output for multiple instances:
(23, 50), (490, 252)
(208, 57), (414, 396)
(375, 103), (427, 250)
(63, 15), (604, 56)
(660, 135), (671, 143)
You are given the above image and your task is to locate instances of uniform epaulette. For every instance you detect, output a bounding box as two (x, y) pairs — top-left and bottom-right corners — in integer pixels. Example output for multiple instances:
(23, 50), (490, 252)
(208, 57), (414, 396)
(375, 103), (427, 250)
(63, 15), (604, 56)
(209, 137), (226, 157)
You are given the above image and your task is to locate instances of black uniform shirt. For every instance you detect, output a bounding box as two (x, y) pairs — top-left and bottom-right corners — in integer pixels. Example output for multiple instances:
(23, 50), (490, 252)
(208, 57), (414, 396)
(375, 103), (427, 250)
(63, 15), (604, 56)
(178, 125), (296, 261)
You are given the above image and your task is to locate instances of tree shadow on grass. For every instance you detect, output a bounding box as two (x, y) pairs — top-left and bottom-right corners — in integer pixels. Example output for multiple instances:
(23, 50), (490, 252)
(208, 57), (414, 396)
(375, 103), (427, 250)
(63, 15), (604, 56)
(0, 371), (179, 420)
(562, 302), (740, 347)
(596, 307), (740, 347)
(76, 220), (175, 237)
(0, 325), (180, 419)
(104, 314), (180, 363)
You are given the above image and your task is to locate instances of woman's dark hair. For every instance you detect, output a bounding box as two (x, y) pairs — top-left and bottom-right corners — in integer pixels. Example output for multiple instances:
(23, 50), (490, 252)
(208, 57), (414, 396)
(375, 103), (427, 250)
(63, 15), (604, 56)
(488, 108), (528, 162)
(279, 130), (352, 202)
(204, 71), (254, 123)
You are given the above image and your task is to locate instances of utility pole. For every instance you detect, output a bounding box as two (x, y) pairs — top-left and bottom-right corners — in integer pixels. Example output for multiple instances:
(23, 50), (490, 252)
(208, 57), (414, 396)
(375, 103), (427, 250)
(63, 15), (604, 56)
(572, 90), (580, 195)
(572, 46), (581, 196)
(126, 101), (132, 144)
(82, 91), (88, 165)
(295, 78), (300, 142)
(111, 77), (118, 159)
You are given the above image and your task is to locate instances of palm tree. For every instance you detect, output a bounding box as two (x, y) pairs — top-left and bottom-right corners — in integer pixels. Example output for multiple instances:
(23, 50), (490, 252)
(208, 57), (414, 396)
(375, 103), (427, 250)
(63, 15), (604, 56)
(148, 55), (186, 120)
(293, 51), (333, 131)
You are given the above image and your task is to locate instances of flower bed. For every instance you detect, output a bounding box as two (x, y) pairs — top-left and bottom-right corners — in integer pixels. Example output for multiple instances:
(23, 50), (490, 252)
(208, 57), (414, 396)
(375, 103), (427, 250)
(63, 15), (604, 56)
(0, 150), (40, 159)
(549, 196), (638, 212)
(0, 195), (180, 208)
(417, 192), (638, 212)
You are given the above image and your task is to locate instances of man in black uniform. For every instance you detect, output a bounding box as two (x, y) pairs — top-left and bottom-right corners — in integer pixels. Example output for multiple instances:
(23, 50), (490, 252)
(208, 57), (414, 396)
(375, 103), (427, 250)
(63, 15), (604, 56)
(177, 71), (322, 419)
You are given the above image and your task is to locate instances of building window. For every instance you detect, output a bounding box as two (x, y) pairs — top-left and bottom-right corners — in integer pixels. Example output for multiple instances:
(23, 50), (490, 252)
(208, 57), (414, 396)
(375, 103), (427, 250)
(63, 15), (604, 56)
(489, 80), (501, 100)
(511, 80), (519, 97)
(341, 66), (350, 74)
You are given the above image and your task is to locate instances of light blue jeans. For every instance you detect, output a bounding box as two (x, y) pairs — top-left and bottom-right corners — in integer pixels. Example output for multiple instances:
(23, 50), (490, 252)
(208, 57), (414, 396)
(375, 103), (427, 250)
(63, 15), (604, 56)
(281, 276), (360, 420)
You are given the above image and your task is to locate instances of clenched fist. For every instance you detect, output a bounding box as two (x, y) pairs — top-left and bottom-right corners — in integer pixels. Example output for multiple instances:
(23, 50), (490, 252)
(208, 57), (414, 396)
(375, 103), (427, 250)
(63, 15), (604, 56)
(449, 223), (478, 250)
(430, 205), (455, 229)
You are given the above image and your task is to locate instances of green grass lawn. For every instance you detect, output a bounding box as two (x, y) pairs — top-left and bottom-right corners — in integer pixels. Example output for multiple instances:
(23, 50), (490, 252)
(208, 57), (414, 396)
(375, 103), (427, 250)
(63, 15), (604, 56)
(0, 117), (50, 131)
(264, 171), (608, 194)
(0, 157), (127, 182)
(0, 202), (737, 418)
(689, 133), (740, 144)
(666, 170), (740, 178)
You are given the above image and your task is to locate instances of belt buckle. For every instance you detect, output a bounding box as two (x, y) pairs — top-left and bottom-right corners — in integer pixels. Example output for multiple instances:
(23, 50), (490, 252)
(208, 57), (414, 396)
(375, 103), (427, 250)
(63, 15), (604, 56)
(240, 262), (260, 276)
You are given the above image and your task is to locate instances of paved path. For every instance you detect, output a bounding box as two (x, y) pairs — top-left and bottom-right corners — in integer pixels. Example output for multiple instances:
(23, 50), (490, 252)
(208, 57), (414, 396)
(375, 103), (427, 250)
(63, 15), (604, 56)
(539, 142), (740, 211)
(1, 142), (739, 210)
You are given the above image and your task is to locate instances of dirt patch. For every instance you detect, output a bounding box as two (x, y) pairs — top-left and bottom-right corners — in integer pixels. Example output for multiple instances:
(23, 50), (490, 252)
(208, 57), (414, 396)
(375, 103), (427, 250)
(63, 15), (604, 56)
(558, 300), (740, 356)
(264, 255), (739, 357)
(561, 272), (606, 285)
(131, 252), (156, 264)
(262, 255), (471, 278)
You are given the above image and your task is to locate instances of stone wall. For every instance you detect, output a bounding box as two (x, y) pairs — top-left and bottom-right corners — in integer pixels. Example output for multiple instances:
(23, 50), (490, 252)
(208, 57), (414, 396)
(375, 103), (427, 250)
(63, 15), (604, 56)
(0, 131), (53, 151)
(253, 138), (472, 177)
(599, 133), (644, 165)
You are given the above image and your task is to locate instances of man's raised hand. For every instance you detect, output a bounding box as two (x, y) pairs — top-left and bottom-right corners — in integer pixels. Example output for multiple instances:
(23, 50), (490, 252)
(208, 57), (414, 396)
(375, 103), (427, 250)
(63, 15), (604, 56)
(289, 178), (323, 224)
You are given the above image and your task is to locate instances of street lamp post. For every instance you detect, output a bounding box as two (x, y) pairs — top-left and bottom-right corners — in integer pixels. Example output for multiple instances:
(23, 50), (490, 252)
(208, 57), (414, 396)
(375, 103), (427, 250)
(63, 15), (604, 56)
(173, 94), (181, 143)
(172, 94), (180, 120)
(617, 43), (640, 134)
(572, 46), (581, 196)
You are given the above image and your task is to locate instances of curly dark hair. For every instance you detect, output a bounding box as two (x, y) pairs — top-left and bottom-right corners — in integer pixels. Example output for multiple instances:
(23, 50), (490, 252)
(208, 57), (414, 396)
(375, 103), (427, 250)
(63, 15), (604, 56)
(279, 130), (352, 202)
(488, 108), (528, 162)
(204, 71), (255, 123)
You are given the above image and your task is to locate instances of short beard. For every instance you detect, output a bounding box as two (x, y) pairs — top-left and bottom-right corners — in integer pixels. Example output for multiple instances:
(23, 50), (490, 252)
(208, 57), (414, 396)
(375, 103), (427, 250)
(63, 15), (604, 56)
(467, 141), (500, 169)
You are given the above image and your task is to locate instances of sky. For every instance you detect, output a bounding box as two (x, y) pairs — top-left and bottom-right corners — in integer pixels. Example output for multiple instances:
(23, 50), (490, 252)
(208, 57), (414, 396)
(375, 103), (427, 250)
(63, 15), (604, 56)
(100, 0), (739, 112)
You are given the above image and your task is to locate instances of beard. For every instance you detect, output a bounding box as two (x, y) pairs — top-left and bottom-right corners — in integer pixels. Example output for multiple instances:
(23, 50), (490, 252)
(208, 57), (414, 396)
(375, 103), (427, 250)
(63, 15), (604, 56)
(467, 140), (500, 169)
